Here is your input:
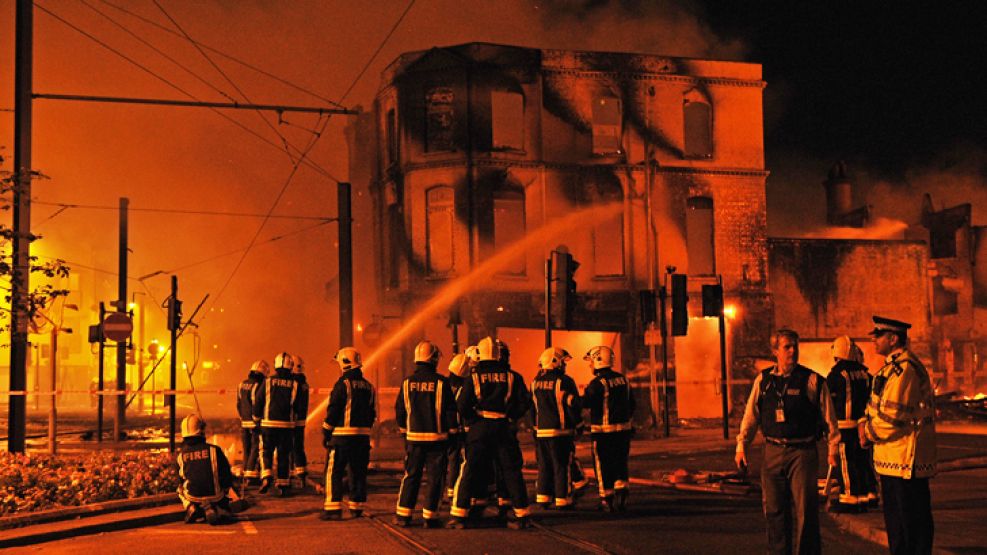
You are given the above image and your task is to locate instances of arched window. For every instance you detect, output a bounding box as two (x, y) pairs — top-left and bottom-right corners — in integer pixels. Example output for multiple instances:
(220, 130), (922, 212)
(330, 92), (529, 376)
(683, 93), (713, 159)
(426, 186), (455, 276)
(493, 188), (525, 275)
(592, 95), (622, 155)
(686, 196), (715, 275)
(491, 90), (524, 151)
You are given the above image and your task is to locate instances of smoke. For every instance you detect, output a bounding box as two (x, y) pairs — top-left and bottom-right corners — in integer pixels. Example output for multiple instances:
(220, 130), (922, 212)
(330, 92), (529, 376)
(798, 217), (908, 241)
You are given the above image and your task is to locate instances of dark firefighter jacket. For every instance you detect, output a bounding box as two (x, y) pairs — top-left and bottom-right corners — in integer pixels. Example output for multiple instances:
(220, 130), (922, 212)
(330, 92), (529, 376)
(531, 369), (581, 437)
(583, 367), (635, 433)
(253, 368), (299, 429)
(395, 362), (459, 442)
(323, 368), (376, 437)
(178, 436), (234, 503)
(293, 373), (310, 427)
(827, 359), (871, 429)
(457, 360), (529, 426)
(236, 370), (264, 428)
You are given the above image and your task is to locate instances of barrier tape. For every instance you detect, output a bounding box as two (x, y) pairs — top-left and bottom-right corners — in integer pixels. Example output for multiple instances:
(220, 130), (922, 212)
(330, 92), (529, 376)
(0, 386), (404, 397)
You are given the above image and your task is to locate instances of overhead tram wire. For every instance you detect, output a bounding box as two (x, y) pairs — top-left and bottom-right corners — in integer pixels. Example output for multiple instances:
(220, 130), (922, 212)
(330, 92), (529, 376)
(33, 1), (344, 184)
(31, 199), (337, 221)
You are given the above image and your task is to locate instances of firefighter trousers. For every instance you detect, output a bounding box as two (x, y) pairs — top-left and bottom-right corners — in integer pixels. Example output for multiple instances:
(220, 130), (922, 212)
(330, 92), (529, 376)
(397, 441), (449, 520)
(592, 431), (630, 500)
(240, 426), (261, 479)
(451, 419), (530, 519)
(445, 433), (465, 498)
(260, 427), (293, 487)
(835, 428), (878, 506)
(323, 436), (371, 512)
(536, 436), (575, 506)
(291, 426), (308, 478)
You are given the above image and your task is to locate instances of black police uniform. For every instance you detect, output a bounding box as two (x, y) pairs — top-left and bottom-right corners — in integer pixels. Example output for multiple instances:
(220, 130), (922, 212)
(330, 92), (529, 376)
(236, 369), (264, 481)
(291, 372), (310, 483)
(827, 358), (878, 510)
(322, 367), (376, 516)
(178, 435), (234, 523)
(450, 360), (531, 525)
(583, 366), (634, 510)
(531, 367), (581, 508)
(395, 361), (458, 524)
(254, 367), (300, 491)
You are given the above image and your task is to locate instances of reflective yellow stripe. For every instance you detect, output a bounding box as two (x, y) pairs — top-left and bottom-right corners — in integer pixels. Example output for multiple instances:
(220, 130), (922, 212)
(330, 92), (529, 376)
(260, 420), (295, 428)
(590, 422), (632, 433)
(535, 428), (575, 437)
(479, 411), (507, 419)
(435, 380), (444, 435)
(344, 380), (352, 429)
(332, 427), (372, 435)
(403, 380), (411, 433)
(405, 431), (448, 441)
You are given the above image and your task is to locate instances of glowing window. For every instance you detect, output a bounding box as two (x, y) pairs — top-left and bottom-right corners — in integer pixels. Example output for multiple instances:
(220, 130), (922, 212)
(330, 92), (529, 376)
(494, 189), (525, 275)
(426, 186), (455, 276)
(592, 96), (622, 155)
(686, 196), (715, 275)
(684, 100), (712, 159)
(491, 91), (524, 150)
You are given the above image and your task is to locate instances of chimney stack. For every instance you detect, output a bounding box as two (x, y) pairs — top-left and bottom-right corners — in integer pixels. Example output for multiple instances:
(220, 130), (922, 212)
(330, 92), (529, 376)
(824, 161), (854, 225)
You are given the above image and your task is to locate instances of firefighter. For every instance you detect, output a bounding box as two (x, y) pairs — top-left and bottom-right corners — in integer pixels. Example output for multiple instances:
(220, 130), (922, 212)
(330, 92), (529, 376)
(582, 345), (635, 512)
(177, 414), (235, 525)
(826, 336), (878, 513)
(394, 341), (458, 528)
(236, 359), (267, 485)
(445, 353), (471, 500)
(321, 347), (376, 521)
(532, 347), (581, 510)
(860, 316), (937, 555)
(291, 354), (310, 489)
(448, 337), (532, 529)
(254, 352), (300, 496)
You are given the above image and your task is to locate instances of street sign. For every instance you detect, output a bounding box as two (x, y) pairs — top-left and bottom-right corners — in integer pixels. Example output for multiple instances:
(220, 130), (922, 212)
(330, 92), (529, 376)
(102, 312), (133, 342)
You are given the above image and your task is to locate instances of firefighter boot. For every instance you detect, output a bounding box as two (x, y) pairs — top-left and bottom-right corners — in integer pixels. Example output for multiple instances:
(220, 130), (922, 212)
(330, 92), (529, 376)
(204, 505), (220, 525)
(423, 518), (443, 529)
(445, 517), (467, 529)
(184, 505), (203, 524)
(393, 515), (412, 527)
(507, 516), (531, 530)
(319, 510), (342, 521)
(614, 489), (628, 512)
(258, 478), (272, 494)
(599, 496), (615, 513)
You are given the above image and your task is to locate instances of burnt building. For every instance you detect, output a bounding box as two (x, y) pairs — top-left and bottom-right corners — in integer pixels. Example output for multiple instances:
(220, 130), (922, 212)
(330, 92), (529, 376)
(348, 42), (771, 421)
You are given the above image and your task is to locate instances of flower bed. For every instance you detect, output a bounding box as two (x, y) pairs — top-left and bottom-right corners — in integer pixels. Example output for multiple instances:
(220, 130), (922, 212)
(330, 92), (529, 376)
(0, 451), (180, 516)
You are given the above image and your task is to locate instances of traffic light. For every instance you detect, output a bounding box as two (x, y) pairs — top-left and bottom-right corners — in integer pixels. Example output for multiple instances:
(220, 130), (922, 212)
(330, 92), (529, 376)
(639, 289), (657, 327)
(555, 251), (579, 328)
(167, 297), (183, 331)
(671, 273), (688, 336)
(702, 284), (724, 317)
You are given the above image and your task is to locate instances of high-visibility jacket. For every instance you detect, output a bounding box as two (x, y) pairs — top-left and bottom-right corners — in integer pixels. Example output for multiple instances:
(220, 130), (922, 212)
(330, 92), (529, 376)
(457, 361), (529, 425)
(323, 368), (376, 437)
(293, 374), (310, 428)
(254, 368), (298, 429)
(862, 349), (937, 479)
(177, 437), (233, 503)
(395, 363), (459, 442)
(236, 371), (264, 428)
(531, 369), (581, 437)
(583, 367), (634, 433)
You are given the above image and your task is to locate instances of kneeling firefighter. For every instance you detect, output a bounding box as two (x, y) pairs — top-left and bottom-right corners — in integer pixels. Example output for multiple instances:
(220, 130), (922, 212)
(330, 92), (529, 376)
(177, 414), (235, 525)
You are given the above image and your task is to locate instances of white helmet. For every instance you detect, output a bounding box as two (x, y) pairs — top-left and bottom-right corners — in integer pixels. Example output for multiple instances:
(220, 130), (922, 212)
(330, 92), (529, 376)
(464, 345), (481, 366)
(334, 347), (362, 371)
(448, 353), (470, 377)
(414, 340), (442, 364)
(250, 359), (270, 376)
(477, 336), (500, 362)
(538, 347), (572, 371)
(273, 352), (295, 371)
(584, 346), (615, 370)
(292, 354), (305, 374)
(832, 336), (856, 362)
(181, 414), (206, 438)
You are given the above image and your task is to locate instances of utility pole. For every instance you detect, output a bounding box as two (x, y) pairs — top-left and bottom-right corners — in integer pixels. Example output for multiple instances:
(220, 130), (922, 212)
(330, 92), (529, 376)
(8, 0), (33, 454)
(97, 302), (106, 443)
(48, 326), (58, 454)
(338, 182), (353, 347)
(168, 276), (179, 454)
(115, 197), (128, 439)
(544, 255), (553, 348)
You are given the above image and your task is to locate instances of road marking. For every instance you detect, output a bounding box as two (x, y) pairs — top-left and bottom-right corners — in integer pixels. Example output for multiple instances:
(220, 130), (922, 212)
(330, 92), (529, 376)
(240, 518), (259, 535)
(147, 529), (236, 535)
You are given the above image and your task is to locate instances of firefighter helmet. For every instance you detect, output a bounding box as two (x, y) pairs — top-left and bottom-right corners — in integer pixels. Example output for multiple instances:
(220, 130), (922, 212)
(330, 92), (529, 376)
(414, 341), (442, 364)
(465, 345), (481, 366)
(273, 352), (295, 371)
(832, 336), (856, 362)
(250, 359), (270, 376)
(448, 353), (470, 377)
(584, 346), (615, 369)
(477, 336), (500, 362)
(292, 354), (305, 374)
(538, 347), (572, 371)
(181, 414), (206, 438)
(849, 343), (865, 364)
(497, 339), (511, 364)
(334, 347), (362, 371)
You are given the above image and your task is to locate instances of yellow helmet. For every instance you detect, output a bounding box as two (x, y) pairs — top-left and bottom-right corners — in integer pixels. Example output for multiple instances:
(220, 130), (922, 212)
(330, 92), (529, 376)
(181, 414), (205, 438)
(334, 347), (362, 371)
(250, 359), (270, 376)
(832, 336), (855, 361)
(477, 336), (500, 362)
(414, 340), (442, 364)
(538, 347), (572, 371)
(448, 353), (470, 377)
(292, 354), (305, 374)
(584, 346), (615, 370)
(273, 352), (295, 371)
(464, 345), (481, 365)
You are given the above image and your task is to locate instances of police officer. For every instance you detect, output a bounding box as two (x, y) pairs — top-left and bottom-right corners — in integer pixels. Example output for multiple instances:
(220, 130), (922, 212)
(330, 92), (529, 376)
(582, 345), (635, 512)
(736, 329), (840, 555)
(236, 359), (267, 485)
(177, 414), (234, 525)
(449, 337), (532, 529)
(291, 354), (310, 488)
(532, 347), (581, 510)
(321, 347), (376, 521)
(254, 352), (301, 496)
(827, 336), (878, 512)
(860, 316), (937, 555)
(394, 341), (458, 528)
(445, 353), (471, 500)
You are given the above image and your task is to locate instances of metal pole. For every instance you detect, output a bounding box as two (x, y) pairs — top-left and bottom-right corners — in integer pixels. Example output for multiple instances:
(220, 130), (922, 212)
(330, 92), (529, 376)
(169, 276), (178, 454)
(659, 285), (669, 437)
(97, 302), (105, 443)
(116, 198), (129, 440)
(8, 0), (34, 454)
(48, 327), (58, 454)
(545, 256), (553, 348)
(338, 182), (353, 347)
(137, 293), (145, 413)
(718, 285), (729, 440)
